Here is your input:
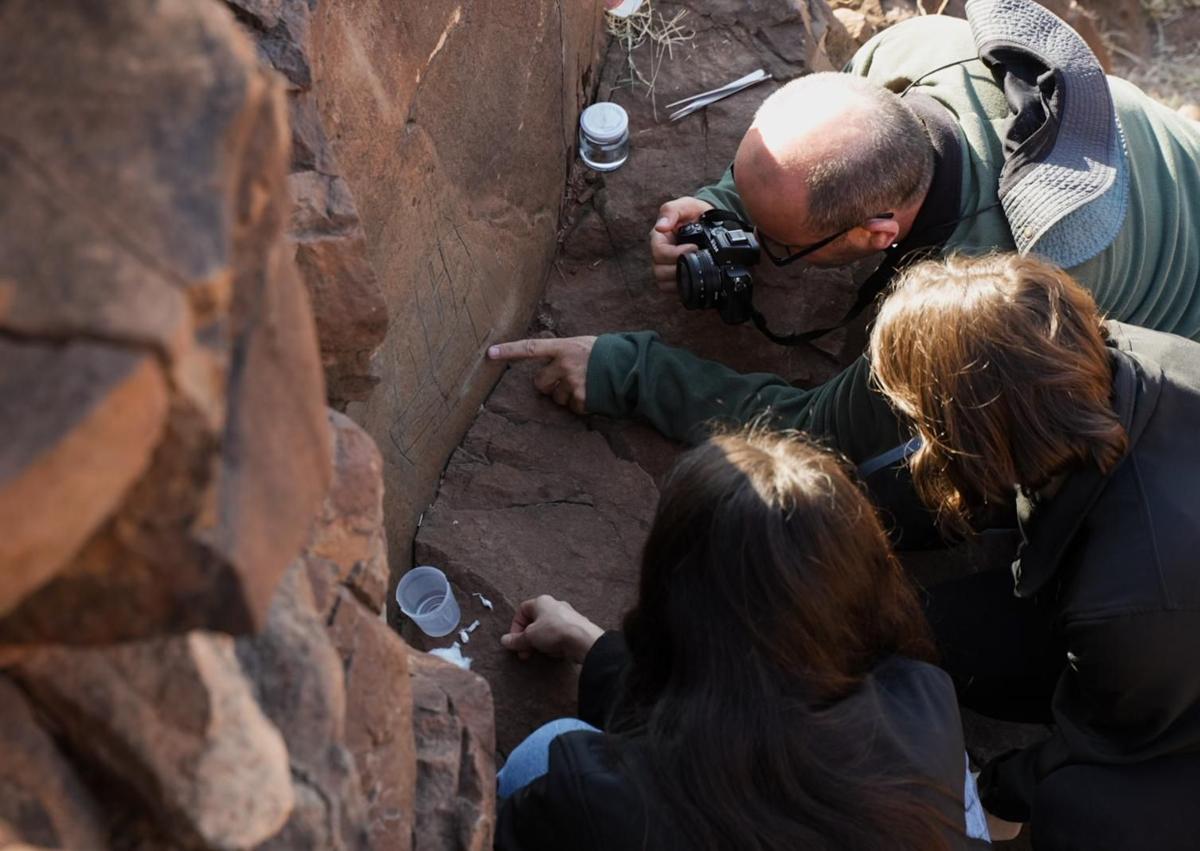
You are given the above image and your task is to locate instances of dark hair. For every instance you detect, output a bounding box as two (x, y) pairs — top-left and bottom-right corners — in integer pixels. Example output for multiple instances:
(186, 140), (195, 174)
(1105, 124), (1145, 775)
(869, 253), (1128, 534)
(612, 429), (948, 850)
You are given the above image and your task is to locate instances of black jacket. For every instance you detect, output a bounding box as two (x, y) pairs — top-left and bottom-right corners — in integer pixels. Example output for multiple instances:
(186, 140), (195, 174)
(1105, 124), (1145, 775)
(496, 632), (983, 850)
(978, 323), (1200, 820)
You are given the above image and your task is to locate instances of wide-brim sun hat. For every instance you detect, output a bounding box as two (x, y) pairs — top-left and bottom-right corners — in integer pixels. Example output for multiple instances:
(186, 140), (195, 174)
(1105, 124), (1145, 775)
(966, 0), (1130, 268)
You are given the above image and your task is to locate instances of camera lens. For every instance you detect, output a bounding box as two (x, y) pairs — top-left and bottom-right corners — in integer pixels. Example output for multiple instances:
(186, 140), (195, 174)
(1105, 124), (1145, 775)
(677, 250), (722, 310)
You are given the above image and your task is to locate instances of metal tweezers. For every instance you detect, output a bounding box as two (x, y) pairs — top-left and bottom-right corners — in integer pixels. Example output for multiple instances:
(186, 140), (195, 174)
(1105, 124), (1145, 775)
(666, 69), (772, 121)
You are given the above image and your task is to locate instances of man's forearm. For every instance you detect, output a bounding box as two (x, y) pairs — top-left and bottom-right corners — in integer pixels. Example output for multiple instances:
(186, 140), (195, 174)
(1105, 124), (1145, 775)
(585, 331), (906, 462)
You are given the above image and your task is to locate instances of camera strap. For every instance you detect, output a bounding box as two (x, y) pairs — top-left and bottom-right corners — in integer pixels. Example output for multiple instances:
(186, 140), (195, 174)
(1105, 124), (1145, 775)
(749, 304), (861, 345)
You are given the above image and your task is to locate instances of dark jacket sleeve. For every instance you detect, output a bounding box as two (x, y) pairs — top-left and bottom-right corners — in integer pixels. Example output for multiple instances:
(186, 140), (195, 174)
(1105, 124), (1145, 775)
(586, 331), (907, 463)
(693, 164), (750, 221)
(578, 631), (629, 729)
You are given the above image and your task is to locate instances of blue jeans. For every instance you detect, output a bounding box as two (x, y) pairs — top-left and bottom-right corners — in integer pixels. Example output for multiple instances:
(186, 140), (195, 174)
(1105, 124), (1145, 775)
(498, 719), (991, 842)
(497, 718), (599, 799)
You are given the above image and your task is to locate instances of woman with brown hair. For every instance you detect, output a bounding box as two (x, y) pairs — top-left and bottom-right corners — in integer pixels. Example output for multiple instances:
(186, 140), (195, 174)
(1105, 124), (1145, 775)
(869, 253), (1200, 850)
(493, 429), (988, 850)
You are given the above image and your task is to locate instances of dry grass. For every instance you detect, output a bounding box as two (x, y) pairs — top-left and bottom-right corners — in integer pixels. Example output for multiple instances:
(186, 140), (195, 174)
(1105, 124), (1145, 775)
(1140, 0), (1200, 20)
(1120, 42), (1200, 108)
(1103, 2), (1200, 109)
(605, 0), (696, 118)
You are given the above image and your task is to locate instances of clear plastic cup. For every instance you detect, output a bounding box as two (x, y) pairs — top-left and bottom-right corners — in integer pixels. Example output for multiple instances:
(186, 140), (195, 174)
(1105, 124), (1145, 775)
(396, 566), (461, 638)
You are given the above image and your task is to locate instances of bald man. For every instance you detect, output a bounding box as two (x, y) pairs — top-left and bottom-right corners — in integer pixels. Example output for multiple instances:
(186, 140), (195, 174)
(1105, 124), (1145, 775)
(650, 72), (945, 288)
(491, 12), (1200, 533)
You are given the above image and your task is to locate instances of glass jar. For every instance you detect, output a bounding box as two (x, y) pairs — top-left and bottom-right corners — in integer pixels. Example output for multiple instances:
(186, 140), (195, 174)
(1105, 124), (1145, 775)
(579, 102), (630, 172)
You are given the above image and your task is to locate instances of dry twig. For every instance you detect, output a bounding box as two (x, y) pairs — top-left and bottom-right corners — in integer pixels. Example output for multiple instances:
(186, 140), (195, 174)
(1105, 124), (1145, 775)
(605, 1), (696, 120)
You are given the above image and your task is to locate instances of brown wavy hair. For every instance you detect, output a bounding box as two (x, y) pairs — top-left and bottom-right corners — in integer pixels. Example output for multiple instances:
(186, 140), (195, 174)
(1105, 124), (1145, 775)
(613, 428), (951, 850)
(869, 253), (1128, 534)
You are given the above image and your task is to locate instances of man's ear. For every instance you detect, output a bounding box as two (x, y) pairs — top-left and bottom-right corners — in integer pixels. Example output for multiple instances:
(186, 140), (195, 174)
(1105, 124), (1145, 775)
(862, 216), (901, 251)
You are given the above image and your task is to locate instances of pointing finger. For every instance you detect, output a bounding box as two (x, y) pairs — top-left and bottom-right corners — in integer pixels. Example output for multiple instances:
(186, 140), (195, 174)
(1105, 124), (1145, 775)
(488, 338), (562, 362)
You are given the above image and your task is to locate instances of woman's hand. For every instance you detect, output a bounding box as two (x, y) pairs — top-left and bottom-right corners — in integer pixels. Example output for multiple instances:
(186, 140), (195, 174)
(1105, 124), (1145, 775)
(985, 812), (1023, 841)
(500, 595), (604, 664)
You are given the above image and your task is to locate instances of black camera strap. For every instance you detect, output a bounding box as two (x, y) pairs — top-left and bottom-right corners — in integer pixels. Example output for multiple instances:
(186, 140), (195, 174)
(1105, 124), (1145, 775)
(750, 305), (857, 346)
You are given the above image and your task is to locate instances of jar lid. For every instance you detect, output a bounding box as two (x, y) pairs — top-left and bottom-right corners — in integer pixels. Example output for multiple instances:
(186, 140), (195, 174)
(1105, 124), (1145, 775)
(580, 102), (629, 144)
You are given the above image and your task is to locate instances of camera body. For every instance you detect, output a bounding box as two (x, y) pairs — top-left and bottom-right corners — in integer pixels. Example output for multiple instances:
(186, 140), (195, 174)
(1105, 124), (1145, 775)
(675, 210), (760, 325)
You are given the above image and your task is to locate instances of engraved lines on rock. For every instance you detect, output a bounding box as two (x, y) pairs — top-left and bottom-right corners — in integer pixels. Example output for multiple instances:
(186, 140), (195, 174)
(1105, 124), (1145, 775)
(387, 216), (489, 467)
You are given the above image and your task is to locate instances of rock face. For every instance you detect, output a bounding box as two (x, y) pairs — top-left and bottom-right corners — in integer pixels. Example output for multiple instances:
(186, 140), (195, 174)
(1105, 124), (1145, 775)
(307, 0), (610, 578)
(409, 651), (497, 851)
(14, 634), (295, 851)
(0, 0), (330, 645)
(226, 0), (390, 410)
(0, 1), (499, 850)
(0, 678), (106, 851)
(328, 592), (418, 851)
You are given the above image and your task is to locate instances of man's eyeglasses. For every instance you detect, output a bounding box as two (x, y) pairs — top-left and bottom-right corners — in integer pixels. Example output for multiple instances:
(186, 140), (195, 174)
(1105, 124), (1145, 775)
(727, 161), (894, 266)
(756, 212), (895, 267)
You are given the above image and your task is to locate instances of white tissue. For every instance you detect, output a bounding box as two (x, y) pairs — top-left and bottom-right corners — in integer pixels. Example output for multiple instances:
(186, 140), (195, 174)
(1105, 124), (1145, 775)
(428, 642), (472, 670)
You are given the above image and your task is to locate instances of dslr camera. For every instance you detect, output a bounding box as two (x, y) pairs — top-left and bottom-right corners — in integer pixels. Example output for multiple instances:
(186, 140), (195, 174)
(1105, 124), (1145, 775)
(675, 210), (760, 325)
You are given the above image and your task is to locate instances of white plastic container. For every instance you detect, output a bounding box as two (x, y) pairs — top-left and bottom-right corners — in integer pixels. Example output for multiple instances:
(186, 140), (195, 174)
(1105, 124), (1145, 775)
(396, 565), (461, 638)
(579, 102), (630, 172)
(605, 0), (645, 17)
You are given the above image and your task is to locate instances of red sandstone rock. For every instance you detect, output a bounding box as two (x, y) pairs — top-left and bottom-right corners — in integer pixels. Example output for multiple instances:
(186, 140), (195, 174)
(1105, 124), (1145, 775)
(288, 173), (388, 408)
(329, 592), (418, 851)
(0, 340), (167, 618)
(304, 411), (390, 619)
(13, 634), (293, 851)
(308, 0), (607, 568)
(237, 565), (369, 851)
(231, 3), (389, 409)
(413, 363), (659, 752)
(832, 6), (878, 46)
(408, 651), (495, 851)
(0, 678), (106, 851)
(0, 0), (329, 645)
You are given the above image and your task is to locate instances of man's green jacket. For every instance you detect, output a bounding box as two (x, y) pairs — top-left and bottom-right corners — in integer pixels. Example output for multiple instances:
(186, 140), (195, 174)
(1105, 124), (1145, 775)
(585, 15), (1200, 469)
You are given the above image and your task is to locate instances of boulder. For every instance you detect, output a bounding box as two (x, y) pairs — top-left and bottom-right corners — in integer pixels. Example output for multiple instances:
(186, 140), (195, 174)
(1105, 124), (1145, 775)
(236, 565), (369, 851)
(12, 634), (293, 851)
(0, 340), (167, 618)
(307, 0), (608, 575)
(304, 410), (390, 620)
(329, 592), (418, 851)
(832, 6), (877, 45)
(0, 677), (106, 851)
(408, 650), (495, 851)
(0, 0), (330, 645)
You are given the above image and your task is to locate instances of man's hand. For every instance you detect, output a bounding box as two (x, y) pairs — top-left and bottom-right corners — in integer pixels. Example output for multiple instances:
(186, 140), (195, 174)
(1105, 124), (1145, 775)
(650, 196), (713, 292)
(500, 595), (604, 664)
(487, 336), (596, 415)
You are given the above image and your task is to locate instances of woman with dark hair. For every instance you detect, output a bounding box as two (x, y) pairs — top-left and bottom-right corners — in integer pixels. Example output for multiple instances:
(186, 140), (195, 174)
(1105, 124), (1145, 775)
(869, 253), (1200, 850)
(494, 430), (989, 850)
